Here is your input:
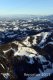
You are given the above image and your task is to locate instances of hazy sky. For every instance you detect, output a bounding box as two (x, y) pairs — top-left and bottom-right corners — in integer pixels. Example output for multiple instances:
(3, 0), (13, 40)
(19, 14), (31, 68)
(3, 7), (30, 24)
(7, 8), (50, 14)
(0, 0), (53, 15)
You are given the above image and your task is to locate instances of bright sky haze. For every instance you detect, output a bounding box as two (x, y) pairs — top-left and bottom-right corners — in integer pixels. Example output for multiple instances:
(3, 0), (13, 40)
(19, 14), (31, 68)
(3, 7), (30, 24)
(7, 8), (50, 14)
(0, 0), (53, 16)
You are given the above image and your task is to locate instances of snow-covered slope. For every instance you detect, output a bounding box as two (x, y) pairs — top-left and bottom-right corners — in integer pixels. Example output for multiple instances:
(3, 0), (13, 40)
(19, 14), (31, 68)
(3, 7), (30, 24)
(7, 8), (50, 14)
(0, 19), (53, 80)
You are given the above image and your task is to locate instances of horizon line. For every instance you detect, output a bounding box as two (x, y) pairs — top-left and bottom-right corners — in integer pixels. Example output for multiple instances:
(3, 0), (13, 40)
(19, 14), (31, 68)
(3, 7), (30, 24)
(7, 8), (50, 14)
(0, 14), (53, 17)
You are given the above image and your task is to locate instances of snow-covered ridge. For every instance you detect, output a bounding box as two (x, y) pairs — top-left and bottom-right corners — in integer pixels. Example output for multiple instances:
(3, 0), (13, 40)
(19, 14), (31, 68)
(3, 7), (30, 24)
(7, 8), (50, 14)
(0, 19), (53, 80)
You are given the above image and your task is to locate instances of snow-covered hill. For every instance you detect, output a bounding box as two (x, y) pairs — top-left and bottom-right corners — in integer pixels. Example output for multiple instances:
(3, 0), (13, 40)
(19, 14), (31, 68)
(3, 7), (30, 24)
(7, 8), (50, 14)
(0, 18), (53, 80)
